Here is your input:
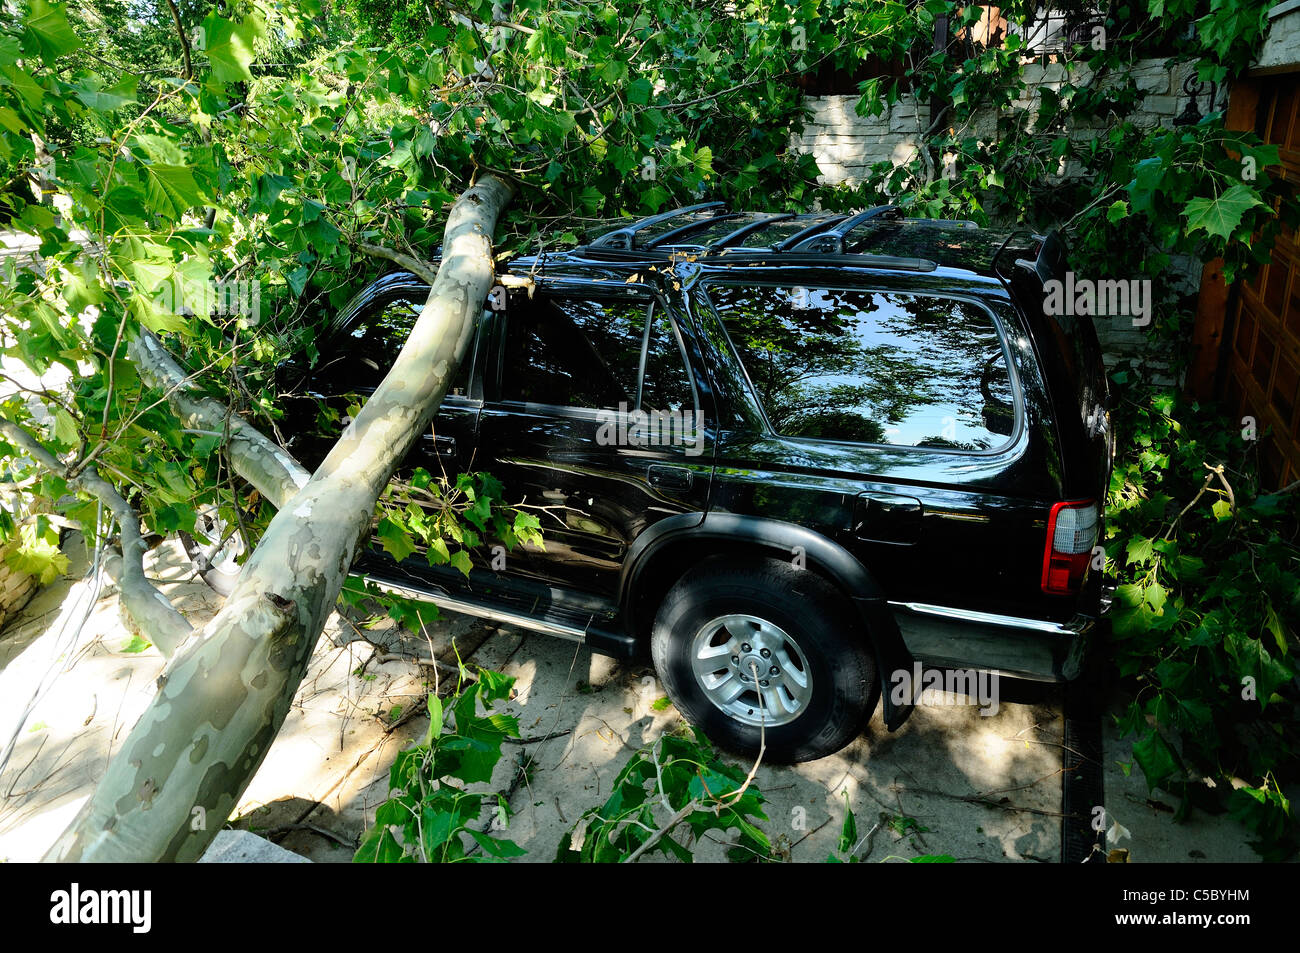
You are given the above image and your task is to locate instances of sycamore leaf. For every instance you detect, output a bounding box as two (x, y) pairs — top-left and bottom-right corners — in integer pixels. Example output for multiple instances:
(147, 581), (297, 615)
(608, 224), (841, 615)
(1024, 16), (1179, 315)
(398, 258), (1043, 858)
(130, 290), (189, 335)
(52, 407), (78, 446)
(1264, 601), (1288, 656)
(202, 14), (265, 84)
(1183, 183), (1266, 241)
(448, 549), (473, 578)
(121, 634), (152, 654)
(23, 0), (82, 64)
(74, 74), (139, 112)
(376, 517), (417, 562)
(142, 163), (205, 219)
(1131, 729), (1180, 792)
(132, 133), (185, 164)
(4, 524), (69, 584)
(1125, 536), (1155, 566)
(626, 77), (653, 106)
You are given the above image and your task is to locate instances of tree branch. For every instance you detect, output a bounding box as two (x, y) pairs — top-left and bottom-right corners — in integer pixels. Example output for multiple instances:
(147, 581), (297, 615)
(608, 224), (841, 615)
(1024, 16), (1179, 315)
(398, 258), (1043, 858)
(126, 329), (311, 510)
(359, 242), (441, 285)
(0, 415), (191, 656)
(162, 0), (192, 79)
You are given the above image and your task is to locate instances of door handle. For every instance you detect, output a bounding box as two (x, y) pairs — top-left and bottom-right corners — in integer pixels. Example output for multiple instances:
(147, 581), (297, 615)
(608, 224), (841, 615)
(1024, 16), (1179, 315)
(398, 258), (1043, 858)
(647, 464), (693, 490)
(423, 433), (458, 455)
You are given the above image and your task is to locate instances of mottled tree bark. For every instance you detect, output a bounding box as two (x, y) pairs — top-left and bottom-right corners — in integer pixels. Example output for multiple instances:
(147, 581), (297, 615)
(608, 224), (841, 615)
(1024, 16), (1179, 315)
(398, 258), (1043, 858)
(126, 330), (310, 510)
(43, 174), (514, 862)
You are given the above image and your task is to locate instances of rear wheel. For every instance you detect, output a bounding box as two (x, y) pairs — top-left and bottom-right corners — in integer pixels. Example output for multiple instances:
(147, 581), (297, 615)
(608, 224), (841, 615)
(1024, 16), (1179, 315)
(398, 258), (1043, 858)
(650, 556), (879, 763)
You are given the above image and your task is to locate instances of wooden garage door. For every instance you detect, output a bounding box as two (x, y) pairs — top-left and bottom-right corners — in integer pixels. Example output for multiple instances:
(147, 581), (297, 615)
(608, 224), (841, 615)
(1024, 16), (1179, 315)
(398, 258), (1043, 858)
(1225, 75), (1300, 488)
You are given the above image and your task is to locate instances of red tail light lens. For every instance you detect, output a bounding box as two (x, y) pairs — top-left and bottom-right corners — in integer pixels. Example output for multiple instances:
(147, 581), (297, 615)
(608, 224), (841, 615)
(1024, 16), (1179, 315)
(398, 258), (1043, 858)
(1041, 500), (1098, 595)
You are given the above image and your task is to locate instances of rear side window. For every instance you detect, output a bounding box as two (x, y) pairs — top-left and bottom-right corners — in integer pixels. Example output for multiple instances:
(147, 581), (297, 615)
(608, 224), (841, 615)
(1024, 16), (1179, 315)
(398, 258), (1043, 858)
(499, 295), (695, 413)
(708, 285), (1015, 450)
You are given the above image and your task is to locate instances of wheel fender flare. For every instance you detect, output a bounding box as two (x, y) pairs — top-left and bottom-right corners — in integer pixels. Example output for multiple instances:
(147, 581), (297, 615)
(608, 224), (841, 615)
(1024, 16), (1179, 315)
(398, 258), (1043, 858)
(621, 512), (915, 731)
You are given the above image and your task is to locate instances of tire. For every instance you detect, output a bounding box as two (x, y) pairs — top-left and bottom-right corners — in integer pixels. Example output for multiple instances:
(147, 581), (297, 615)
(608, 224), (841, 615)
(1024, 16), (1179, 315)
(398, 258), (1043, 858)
(650, 556), (879, 763)
(179, 504), (248, 597)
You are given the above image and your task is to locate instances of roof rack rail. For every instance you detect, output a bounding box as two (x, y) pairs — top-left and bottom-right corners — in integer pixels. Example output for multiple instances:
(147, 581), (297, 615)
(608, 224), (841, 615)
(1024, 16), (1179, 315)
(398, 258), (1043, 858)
(772, 213), (849, 252)
(709, 212), (796, 250)
(644, 210), (740, 248)
(588, 202), (727, 250)
(785, 205), (903, 254)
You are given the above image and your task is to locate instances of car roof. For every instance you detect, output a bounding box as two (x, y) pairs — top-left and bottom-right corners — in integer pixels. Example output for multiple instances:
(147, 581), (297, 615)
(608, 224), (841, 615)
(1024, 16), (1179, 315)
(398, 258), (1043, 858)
(508, 203), (1044, 281)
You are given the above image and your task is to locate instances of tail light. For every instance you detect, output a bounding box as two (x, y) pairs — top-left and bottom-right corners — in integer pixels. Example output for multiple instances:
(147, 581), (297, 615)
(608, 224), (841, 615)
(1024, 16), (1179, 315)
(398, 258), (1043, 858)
(1041, 500), (1098, 594)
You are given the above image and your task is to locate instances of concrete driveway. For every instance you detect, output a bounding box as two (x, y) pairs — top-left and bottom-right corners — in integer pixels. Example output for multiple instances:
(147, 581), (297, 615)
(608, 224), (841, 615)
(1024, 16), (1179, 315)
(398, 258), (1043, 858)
(0, 535), (1078, 863)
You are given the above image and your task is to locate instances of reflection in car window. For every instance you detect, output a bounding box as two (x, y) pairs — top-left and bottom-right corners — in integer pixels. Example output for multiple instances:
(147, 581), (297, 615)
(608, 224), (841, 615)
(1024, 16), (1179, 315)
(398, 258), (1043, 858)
(641, 312), (695, 414)
(709, 286), (1015, 450)
(346, 296), (472, 397)
(501, 296), (694, 413)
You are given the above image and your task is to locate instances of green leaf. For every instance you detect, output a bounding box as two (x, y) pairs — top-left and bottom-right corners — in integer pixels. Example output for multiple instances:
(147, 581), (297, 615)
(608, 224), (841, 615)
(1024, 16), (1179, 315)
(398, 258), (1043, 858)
(376, 517), (417, 562)
(24, 0), (83, 63)
(353, 824), (405, 863)
(121, 634), (152, 654)
(1264, 601), (1288, 656)
(626, 77), (653, 106)
(1131, 729), (1181, 791)
(1143, 581), (1167, 614)
(74, 74), (139, 112)
(52, 407), (78, 446)
(4, 524), (69, 584)
(1183, 183), (1266, 241)
(836, 791), (857, 854)
(426, 536), (450, 565)
(466, 829), (528, 859)
(1125, 536), (1155, 566)
(202, 14), (265, 84)
(142, 163), (206, 219)
(130, 290), (189, 335)
(133, 133), (185, 164)
(425, 693), (443, 745)
(448, 549), (472, 578)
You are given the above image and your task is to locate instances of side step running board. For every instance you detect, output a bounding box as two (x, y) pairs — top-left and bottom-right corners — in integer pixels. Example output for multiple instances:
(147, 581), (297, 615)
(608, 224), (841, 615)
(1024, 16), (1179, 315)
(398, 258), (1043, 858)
(366, 577), (639, 658)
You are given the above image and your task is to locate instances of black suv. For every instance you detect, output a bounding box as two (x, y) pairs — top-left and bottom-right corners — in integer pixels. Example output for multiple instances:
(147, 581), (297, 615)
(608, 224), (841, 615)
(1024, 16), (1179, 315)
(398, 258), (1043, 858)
(189, 203), (1114, 762)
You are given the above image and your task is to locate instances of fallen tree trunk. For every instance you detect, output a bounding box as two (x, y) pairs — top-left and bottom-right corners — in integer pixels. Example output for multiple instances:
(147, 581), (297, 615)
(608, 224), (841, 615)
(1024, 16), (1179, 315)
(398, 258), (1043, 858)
(43, 174), (514, 862)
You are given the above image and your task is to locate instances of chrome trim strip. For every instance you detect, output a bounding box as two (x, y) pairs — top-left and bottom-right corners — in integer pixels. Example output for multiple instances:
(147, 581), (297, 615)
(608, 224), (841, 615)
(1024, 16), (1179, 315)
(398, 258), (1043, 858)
(889, 601), (1090, 636)
(368, 578), (589, 644)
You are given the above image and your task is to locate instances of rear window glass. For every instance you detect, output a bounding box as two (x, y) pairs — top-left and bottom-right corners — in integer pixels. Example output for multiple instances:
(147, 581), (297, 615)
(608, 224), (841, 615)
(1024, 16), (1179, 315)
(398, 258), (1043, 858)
(708, 285), (1015, 450)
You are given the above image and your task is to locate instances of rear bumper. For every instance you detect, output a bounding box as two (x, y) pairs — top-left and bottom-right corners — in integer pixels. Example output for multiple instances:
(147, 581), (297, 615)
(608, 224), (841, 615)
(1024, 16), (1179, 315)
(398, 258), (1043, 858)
(889, 600), (1098, 682)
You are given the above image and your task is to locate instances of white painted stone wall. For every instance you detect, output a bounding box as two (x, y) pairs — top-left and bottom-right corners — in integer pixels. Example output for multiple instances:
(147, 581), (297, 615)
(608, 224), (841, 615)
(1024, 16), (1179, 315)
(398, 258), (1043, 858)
(794, 58), (1200, 188)
(1256, 2), (1300, 72)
